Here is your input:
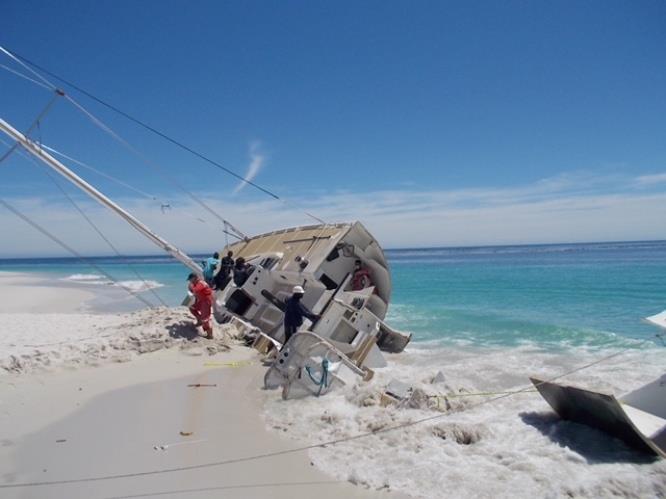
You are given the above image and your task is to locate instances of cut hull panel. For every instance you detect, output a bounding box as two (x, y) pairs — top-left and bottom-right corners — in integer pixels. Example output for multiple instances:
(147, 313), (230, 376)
(530, 377), (666, 458)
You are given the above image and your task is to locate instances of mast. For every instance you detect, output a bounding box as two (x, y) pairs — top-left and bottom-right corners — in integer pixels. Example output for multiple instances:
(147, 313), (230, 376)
(0, 118), (202, 275)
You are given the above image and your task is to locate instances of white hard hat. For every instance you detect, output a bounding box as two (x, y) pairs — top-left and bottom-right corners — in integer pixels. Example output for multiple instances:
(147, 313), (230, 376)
(292, 285), (305, 294)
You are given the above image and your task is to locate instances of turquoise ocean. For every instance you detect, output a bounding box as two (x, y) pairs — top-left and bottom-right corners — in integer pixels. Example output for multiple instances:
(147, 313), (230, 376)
(2, 240), (665, 349)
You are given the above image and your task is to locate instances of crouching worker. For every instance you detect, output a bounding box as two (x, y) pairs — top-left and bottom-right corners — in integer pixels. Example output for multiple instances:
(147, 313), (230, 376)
(187, 273), (214, 339)
(283, 285), (320, 347)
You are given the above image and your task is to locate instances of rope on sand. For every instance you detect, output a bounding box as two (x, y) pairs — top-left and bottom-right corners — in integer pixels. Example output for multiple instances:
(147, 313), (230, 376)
(423, 389), (538, 410)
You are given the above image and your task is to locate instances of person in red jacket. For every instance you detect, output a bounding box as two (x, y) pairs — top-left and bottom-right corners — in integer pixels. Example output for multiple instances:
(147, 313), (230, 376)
(350, 259), (372, 291)
(187, 273), (214, 339)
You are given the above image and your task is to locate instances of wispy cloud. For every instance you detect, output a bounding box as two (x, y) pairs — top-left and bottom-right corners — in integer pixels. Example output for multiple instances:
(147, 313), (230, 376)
(634, 173), (666, 186)
(1, 171), (666, 257)
(232, 141), (265, 195)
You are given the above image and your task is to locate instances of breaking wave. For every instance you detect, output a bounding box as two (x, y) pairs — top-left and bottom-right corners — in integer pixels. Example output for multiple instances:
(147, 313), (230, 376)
(63, 273), (105, 282)
(62, 274), (163, 292)
(114, 280), (163, 292)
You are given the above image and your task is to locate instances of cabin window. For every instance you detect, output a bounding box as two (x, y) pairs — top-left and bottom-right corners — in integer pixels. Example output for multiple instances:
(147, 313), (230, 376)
(259, 257), (279, 269)
(225, 289), (254, 316)
(326, 247), (340, 262)
(318, 273), (338, 290)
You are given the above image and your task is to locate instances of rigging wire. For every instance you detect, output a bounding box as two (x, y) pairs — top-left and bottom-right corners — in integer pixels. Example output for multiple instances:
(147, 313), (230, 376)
(0, 46), (327, 227)
(36, 163), (168, 307)
(0, 63), (52, 91)
(0, 46), (59, 91)
(0, 45), (246, 241)
(0, 98), (166, 307)
(1, 137), (167, 306)
(0, 197), (156, 309)
(40, 144), (159, 201)
(0, 89), (62, 164)
(36, 142), (241, 238)
(63, 95), (246, 238)
(1, 46), (247, 240)
(0, 334), (660, 490)
(2, 48), (276, 197)
(103, 480), (342, 499)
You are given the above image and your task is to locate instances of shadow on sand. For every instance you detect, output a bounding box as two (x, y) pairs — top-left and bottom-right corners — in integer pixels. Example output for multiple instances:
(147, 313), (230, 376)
(166, 320), (200, 341)
(520, 411), (657, 465)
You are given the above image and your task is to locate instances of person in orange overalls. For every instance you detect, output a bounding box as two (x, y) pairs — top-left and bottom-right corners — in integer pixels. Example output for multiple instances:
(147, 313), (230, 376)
(187, 273), (214, 339)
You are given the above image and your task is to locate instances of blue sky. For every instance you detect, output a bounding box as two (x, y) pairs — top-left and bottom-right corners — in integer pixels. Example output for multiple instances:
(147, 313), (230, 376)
(1, 1), (666, 256)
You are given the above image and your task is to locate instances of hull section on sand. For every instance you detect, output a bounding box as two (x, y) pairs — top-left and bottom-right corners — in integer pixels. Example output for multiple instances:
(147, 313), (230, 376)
(530, 377), (666, 458)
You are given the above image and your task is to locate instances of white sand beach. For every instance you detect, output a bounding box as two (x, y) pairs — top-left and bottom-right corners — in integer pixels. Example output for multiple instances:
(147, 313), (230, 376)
(0, 272), (406, 499)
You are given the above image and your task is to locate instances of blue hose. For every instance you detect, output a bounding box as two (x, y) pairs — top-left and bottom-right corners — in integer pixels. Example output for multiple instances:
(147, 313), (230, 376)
(305, 358), (330, 396)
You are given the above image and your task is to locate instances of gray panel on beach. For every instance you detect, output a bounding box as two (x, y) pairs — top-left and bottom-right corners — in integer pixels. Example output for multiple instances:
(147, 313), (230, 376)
(530, 377), (662, 457)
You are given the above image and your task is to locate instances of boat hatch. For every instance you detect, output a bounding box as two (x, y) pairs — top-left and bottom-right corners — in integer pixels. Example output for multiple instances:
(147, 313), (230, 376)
(259, 257), (280, 269)
(318, 273), (338, 290)
(225, 289), (254, 316)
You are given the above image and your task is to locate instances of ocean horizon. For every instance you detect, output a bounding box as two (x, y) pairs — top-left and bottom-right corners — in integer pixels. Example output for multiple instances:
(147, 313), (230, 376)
(2, 237), (666, 260)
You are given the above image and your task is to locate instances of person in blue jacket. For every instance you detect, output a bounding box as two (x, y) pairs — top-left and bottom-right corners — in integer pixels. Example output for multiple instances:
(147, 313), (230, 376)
(201, 252), (220, 286)
(283, 285), (320, 346)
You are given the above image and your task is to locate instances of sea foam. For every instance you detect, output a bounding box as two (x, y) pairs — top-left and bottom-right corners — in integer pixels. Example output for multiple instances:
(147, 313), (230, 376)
(262, 342), (666, 498)
(114, 280), (164, 292)
(62, 274), (163, 292)
(63, 273), (106, 282)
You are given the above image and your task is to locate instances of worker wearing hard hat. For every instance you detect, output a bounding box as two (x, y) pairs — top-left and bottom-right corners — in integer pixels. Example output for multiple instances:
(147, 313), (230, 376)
(283, 285), (320, 346)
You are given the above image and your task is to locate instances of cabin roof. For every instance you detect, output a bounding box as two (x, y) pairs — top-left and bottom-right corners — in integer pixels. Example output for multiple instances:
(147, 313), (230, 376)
(222, 223), (353, 271)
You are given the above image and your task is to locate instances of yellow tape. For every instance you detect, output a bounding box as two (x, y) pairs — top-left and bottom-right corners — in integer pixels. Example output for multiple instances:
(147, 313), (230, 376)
(203, 360), (254, 368)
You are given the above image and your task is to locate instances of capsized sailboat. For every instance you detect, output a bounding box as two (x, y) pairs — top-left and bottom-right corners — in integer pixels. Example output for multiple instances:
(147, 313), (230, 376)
(531, 310), (666, 458)
(210, 222), (412, 398)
